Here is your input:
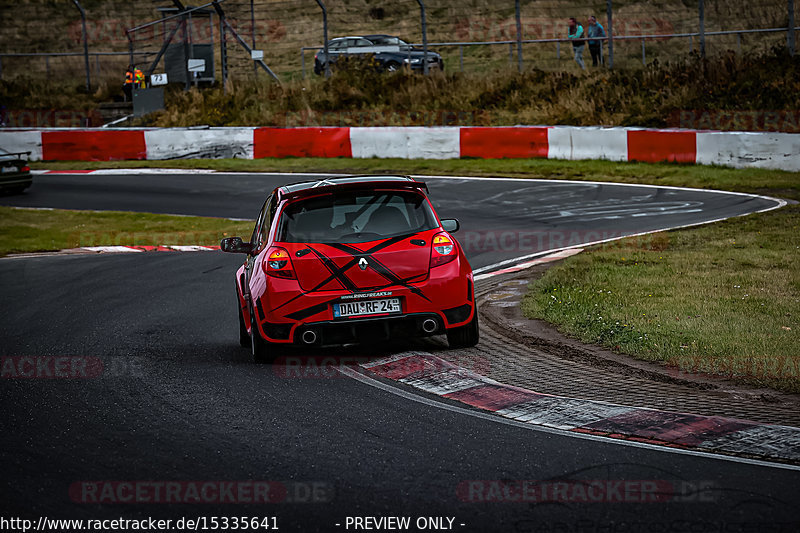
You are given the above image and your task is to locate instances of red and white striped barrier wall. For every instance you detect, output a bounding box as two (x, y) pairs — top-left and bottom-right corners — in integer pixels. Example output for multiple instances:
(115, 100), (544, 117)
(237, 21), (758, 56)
(1, 126), (798, 171)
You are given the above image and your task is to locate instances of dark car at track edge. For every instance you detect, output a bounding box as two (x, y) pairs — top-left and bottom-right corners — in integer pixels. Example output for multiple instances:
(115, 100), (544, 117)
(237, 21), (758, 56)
(314, 34), (444, 75)
(0, 151), (32, 195)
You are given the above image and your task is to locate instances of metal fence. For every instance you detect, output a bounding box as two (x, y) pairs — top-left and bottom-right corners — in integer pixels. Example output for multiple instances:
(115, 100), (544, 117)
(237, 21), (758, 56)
(0, 0), (797, 86)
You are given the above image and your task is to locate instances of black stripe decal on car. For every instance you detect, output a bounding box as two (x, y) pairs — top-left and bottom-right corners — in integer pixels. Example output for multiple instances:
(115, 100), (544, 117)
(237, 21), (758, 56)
(270, 234), (418, 313)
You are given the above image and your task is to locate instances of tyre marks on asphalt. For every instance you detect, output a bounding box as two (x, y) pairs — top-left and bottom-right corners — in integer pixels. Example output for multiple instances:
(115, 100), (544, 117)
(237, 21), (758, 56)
(359, 352), (800, 464)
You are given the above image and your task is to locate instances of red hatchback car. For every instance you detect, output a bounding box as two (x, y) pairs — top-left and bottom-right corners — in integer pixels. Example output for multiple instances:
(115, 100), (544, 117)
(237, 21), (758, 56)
(221, 176), (478, 362)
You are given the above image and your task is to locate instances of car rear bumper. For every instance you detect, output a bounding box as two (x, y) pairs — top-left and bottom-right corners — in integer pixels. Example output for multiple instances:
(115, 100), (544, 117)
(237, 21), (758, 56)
(0, 174), (32, 190)
(293, 312), (445, 347)
(409, 60), (442, 71)
(251, 260), (474, 345)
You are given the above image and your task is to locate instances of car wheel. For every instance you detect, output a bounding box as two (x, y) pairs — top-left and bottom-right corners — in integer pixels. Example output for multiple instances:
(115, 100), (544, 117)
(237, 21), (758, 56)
(446, 309), (479, 349)
(385, 61), (401, 72)
(249, 303), (273, 364)
(238, 304), (250, 348)
(1, 186), (27, 196)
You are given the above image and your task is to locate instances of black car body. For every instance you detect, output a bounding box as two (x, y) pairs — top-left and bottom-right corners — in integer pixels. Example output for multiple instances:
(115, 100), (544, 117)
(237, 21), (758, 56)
(0, 151), (32, 194)
(314, 34), (443, 74)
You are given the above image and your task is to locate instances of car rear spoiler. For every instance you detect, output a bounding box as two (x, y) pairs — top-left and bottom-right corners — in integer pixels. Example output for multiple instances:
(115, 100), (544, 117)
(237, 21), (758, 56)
(278, 179), (429, 203)
(0, 151), (31, 160)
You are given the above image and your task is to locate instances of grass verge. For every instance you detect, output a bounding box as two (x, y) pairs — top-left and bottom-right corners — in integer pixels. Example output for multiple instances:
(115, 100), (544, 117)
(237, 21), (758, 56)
(521, 204), (800, 393)
(0, 206), (253, 257)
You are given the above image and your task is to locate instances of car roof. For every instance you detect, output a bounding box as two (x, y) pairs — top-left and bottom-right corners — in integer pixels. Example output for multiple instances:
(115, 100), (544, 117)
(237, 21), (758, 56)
(277, 175), (427, 201)
(329, 35), (401, 43)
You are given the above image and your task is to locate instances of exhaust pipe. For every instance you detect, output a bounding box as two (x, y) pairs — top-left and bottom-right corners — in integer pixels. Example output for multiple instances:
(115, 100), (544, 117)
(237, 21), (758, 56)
(301, 330), (318, 345)
(421, 319), (438, 333)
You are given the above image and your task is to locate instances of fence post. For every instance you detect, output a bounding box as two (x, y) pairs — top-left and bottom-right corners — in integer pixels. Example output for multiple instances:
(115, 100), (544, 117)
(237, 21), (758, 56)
(641, 38), (646, 65)
(219, 11), (228, 93)
(416, 0), (429, 75)
(459, 45), (463, 72)
(790, 0), (796, 56)
(699, 0), (706, 58)
(182, 16), (192, 91)
(301, 50), (306, 79)
(315, 0), (330, 78)
(606, 0), (613, 68)
(251, 0), (257, 76)
(72, 0), (91, 92)
(515, 0), (523, 73)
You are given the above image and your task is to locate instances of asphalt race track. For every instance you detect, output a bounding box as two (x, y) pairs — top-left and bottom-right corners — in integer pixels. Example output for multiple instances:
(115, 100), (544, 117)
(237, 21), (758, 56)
(1, 172), (797, 532)
(3, 172), (780, 270)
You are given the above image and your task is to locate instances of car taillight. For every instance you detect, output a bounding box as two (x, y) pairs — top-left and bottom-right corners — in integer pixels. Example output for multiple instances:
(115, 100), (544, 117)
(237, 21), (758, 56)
(21, 166), (30, 172)
(263, 247), (296, 279)
(430, 233), (457, 268)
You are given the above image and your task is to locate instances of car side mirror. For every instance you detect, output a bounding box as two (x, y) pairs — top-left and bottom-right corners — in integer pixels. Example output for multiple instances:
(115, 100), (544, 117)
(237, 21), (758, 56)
(220, 237), (253, 254)
(440, 218), (460, 233)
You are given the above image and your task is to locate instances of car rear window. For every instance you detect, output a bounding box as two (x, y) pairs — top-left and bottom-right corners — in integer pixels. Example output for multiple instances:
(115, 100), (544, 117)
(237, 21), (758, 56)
(277, 190), (438, 244)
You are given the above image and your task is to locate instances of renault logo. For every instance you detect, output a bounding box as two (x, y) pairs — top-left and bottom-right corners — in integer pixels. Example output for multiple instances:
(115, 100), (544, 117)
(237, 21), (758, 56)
(358, 257), (369, 270)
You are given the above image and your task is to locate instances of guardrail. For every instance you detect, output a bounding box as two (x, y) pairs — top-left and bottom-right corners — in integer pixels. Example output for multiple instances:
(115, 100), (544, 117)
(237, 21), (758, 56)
(2, 126), (797, 172)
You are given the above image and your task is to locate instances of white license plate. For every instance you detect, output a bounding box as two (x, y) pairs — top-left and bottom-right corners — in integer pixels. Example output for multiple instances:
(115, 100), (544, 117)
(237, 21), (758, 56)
(333, 298), (401, 318)
(1, 166), (17, 173)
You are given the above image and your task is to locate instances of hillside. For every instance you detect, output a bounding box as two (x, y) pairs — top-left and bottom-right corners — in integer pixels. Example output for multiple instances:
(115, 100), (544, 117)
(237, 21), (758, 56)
(1, 0), (798, 130)
(1, 0), (796, 83)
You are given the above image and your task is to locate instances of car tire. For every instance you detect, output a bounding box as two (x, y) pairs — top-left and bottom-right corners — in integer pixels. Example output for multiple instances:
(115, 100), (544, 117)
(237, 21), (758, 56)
(385, 61), (401, 72)
(238, 304), (250, 348)
(1, 186), (27, 196)
(447, 309), (479, 349)
(249, 303), (274, 364)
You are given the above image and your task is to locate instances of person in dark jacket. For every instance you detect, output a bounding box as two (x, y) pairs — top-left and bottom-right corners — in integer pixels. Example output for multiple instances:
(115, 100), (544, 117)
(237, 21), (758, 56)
(567, 17), (586, 70)
(586, 15), (606, 67)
